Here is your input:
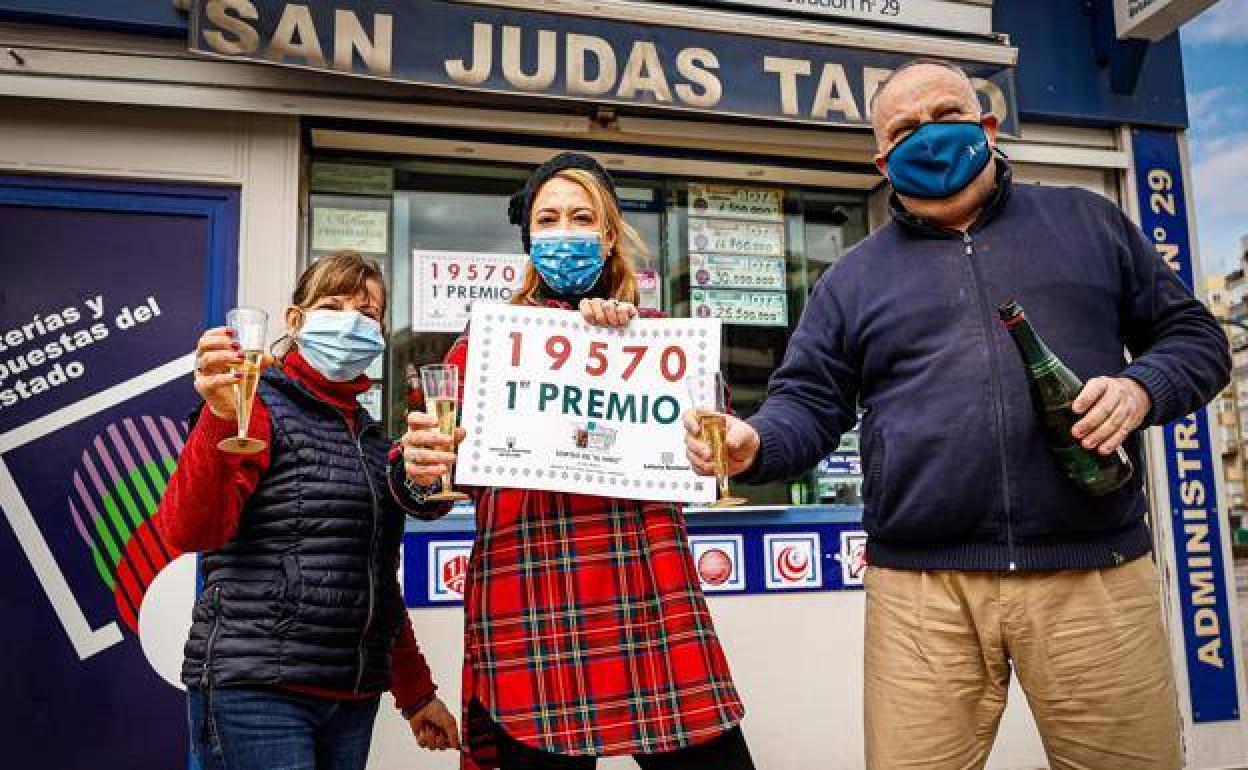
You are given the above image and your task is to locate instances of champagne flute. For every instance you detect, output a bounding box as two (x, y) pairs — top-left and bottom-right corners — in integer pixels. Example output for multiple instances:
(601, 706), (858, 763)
(217, 307), (268, 455)
(686, 372), (747, 508)
(419, 364), (469, 502)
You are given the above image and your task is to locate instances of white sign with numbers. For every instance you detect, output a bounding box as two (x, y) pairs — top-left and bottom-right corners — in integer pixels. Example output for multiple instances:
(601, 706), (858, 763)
(691, 253), (787, 291)
(412, 250), (528, 333)
(456, 304), (721, 503)
(688, 184), (784, 222)
(691, 288), (788, 327)
(688, 218), (786, 257)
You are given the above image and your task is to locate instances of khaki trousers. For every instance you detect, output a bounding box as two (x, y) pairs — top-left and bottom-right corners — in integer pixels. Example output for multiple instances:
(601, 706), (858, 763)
(864, 557), (1181, 770)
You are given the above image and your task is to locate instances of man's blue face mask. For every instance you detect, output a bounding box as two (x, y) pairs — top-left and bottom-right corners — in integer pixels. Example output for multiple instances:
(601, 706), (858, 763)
(529, 230), (605, 296)
(884, 121), (992, 200)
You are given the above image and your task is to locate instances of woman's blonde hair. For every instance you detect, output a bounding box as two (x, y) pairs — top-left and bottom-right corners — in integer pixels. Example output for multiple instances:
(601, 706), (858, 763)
(511, 168), (644, 306)
(278, 250), (386, 355)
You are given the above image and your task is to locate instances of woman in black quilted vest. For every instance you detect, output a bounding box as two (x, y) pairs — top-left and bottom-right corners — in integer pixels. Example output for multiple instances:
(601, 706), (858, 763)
(157, 251), (461, 770)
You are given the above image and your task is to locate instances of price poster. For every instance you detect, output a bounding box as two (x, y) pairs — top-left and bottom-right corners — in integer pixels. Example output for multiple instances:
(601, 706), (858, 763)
(688, 218), (786, 257)
(691, 288), (788, 327)
(690, 253), (786, 291)
(457, 304), (720, 503)
(311, 208), (389, 254)
(413, 250), (528, 333)
(688, 184), (784, 222)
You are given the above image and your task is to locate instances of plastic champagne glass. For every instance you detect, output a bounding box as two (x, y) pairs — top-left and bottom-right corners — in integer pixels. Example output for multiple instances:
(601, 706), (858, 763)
(419, 364), (469, 502)
(686, 372), (747, 508)
(217, 307), (268, 455)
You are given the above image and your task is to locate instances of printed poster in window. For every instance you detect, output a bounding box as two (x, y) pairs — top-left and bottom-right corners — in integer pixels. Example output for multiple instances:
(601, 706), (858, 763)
(311, 208), (389, 254)
(691, 288), (787, 327)
(636, 268), (662, 310)
(412, 250), (528, 333)
(688, 218), (785, 257)
(688, 184), (784, 222)
(690, 253), (786, 291)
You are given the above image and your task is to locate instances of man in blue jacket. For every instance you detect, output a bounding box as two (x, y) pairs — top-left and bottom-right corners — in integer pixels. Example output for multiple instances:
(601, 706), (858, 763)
(686, 59), (1230, 769)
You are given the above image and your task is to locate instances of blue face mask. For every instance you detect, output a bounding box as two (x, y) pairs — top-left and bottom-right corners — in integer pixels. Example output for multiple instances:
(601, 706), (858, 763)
(529, 230), (605, 296)
(885, 121), (992, 200)
(295, 309), (385, 382)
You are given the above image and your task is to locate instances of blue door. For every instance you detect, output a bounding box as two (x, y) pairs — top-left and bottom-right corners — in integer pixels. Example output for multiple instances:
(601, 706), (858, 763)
(0, 175), (237, 768)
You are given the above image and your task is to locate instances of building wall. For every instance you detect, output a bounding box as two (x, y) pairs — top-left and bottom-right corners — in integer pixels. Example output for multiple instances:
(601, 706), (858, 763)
(0, 98), (301, 328)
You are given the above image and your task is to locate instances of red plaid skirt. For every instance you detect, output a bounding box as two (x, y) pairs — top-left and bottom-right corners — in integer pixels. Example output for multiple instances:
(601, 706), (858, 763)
(459, 488), (745, 767)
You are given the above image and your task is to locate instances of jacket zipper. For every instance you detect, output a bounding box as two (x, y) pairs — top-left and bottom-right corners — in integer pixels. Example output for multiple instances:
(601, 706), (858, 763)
(200, 585), (223, 687)
(345, 416), (381, 693)
(963, 232), (1017, 571)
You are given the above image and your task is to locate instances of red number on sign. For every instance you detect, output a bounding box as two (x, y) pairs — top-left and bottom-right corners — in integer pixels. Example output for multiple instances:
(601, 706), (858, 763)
(621, 346), (648, 380)
(586, 341), (609, 376)
(449, 264), (461, 280)
(509, 332), (523, 367)
(484, 265), (497, 281)
(660, 346), (687, 382)
(546, 335), (572, 370)
(431, 263), (438, 280)
(503, 266), (516, 282)
(467, 264), (479, 281)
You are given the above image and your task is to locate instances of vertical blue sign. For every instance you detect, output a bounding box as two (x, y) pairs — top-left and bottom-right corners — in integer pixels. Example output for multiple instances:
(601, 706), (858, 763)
(1133, 128), (1240, 723)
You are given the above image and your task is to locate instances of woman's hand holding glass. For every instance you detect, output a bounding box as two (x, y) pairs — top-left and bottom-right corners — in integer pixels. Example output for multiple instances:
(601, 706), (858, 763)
(193, 327), (244, 420)
(401, 410), (465, 487)
(193, 327), (274, 421)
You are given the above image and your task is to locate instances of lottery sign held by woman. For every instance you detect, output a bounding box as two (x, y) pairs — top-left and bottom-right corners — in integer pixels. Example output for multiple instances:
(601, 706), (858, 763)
(457, 302), (721, 504)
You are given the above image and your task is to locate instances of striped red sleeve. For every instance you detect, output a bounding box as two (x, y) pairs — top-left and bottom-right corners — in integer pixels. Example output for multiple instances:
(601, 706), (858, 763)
(154, 403), (272, 553)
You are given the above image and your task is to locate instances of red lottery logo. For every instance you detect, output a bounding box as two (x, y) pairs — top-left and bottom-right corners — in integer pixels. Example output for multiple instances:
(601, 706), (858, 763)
(442, 554), (468, 596)
(777, 545), (810, 582)
(698, 548), (733, 586)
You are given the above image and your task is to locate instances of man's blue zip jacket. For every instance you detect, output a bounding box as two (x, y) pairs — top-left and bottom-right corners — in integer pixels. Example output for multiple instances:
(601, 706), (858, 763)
(743, 161), (1231, 571)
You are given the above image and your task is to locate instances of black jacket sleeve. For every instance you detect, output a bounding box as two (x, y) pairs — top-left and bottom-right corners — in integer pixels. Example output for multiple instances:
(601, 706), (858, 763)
(740, 273), (860, 484)
(1113, 203), (1232, 425)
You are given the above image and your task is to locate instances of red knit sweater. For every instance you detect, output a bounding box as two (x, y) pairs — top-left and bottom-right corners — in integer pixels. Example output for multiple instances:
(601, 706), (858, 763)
(156, 350), (436, 712)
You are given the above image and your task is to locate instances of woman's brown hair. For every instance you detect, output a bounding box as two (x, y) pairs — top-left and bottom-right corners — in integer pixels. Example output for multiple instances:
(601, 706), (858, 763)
(277, 250), (386, 356)
(511, 169), (643, 306)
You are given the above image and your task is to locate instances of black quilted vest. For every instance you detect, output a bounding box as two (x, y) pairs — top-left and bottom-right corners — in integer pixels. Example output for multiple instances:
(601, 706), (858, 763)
(180, 369), (406, 693)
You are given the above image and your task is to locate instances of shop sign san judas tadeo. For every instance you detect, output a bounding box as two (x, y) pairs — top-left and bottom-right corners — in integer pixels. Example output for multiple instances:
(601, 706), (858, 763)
(188, 0), (1018, 133)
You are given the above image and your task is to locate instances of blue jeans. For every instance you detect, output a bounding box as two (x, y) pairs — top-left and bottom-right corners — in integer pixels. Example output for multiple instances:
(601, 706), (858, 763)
(188, 687), (381, 770)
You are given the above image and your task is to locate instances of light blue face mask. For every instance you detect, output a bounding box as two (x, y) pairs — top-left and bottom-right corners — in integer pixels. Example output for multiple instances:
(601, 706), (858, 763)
(295, 309), (385, 382)
(529, 230), (605, 296)
(885, 121), (992, 200)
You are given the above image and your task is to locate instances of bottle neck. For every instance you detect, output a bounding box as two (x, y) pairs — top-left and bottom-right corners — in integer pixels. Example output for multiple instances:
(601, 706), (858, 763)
(1004, 314), (1058, 375)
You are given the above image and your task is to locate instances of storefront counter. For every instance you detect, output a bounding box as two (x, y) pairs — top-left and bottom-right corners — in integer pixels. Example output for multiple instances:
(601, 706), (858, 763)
(385, 503), (1049, 769)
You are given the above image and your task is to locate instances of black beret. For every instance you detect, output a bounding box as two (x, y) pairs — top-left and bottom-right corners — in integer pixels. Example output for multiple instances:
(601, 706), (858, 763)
(509, 152), (621, 253)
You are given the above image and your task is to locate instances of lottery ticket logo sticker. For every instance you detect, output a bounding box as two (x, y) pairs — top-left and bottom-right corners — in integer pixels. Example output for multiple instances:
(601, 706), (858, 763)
(764, 533), (822, 590)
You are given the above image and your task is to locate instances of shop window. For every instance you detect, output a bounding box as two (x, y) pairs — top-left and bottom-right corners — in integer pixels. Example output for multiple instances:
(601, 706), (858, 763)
(307, 156), (869, 511)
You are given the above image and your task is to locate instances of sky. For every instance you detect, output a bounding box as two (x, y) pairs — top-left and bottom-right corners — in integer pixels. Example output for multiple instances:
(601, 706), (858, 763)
(1182, 0), (1248, 276)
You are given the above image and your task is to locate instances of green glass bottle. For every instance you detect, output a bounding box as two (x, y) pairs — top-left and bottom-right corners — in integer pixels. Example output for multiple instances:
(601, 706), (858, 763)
(997, 300), (1133, 496)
